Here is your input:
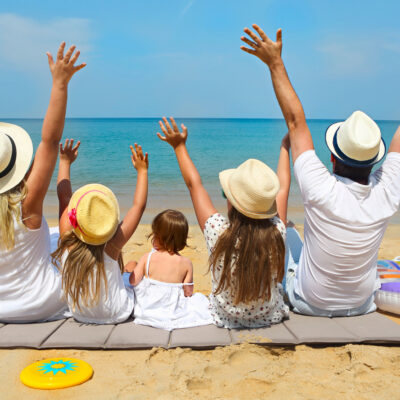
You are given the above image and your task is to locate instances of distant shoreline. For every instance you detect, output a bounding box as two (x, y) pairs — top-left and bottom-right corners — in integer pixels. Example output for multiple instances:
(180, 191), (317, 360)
(2, 117), (400, 123)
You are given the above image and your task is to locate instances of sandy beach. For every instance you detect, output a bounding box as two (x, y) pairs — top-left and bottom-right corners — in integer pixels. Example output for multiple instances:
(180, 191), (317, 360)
(1, 220), (400, 399)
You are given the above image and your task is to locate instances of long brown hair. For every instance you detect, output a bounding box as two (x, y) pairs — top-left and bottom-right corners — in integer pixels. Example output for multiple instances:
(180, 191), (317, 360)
(209, 207), (285, 305)
(0, 180), (27, 250)
(51, 231), (124, 311)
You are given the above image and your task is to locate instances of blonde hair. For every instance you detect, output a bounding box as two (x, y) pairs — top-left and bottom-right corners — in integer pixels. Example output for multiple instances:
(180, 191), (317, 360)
(0, 180), (27, 250)
(209, 207), (285, 305)
(51, 231), (124, 311)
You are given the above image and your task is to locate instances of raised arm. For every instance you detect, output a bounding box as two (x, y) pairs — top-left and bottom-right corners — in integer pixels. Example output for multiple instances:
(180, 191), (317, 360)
(157, 117), (217, 231)
(23, 43), (86, 229)
(276, 134), (291, 226)
(388, 126), (400, 154)
(57, 139), (80, 235)
(106, 144), (148, 259)
(240, 25), (313, 162)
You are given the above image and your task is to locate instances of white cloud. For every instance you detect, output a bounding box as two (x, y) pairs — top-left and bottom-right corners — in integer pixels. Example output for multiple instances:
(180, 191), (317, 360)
(0, 13), (92, 72)
(180, 0), (196, 17)
(317, 33), (400, 77)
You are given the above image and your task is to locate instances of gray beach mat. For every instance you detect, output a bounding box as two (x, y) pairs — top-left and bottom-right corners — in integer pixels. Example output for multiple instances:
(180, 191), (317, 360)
(231, 321), (298, 345)
(0, 312), (400, 349)
(105, 319), (170, 349)
(169, 324), (232, 348)
(0, 319), (66, 348)
(41, 318), (115, 349)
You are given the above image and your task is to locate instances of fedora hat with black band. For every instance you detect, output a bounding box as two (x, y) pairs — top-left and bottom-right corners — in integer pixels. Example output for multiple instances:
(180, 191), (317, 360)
(0, 123), (33, 194)
(325, 111), (385, 168)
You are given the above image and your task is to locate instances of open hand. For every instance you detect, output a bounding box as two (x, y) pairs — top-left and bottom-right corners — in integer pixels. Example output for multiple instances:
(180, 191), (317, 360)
(240, 24), (282, 67)
(183, 285), (194, 297)
(157, 117), (188, 149)
(130, 143), (149, 172)
(47, 42), (86, 86)
(59, 139), (80, 164)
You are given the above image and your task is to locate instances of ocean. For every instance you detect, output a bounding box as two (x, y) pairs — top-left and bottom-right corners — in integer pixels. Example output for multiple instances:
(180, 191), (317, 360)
(5, 118), (400, 224)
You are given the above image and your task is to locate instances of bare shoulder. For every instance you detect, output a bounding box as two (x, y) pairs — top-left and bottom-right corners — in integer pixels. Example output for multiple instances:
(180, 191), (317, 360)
(179, 255), (193, 271)
(140, 252), (150, 260)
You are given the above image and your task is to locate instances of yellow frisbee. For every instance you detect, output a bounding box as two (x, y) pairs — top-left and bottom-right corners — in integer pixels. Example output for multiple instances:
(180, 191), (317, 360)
(20, 357), (93, 390)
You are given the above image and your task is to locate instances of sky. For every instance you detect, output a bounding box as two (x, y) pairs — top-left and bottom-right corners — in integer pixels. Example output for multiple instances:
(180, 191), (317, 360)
(0, 0), (399, 120)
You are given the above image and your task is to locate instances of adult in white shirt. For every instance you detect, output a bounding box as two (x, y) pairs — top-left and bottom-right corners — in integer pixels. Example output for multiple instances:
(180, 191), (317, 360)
(0, 43), (86, 322)
(240, 24), (400, 316)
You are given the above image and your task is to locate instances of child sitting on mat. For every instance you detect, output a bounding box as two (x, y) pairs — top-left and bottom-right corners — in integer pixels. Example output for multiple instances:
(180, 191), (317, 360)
(157, 117), (290, 328)
(52, 140), (148, 324)
(128, 209), (212, 330)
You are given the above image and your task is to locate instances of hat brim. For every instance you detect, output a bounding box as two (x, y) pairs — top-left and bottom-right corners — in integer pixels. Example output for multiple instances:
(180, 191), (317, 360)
(325, 121), (386, 167)
(219, 169), (277, 220)
(68, 184), (120, 245)
(0, 123), (33, 194)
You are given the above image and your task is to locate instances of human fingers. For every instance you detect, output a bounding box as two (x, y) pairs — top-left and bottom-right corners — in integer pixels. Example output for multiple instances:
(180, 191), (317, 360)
(72, 141), (81, 152)
(59, 143), (64, 153)
(57, 42), (66, 60)
(240, 46), (257, 55)
(69, 50), (80, 66)
(158, 121), (169, 137)
(181, 124), (188, 139)
(243, 28), (261, 45)
(46, 52), (54, 68)
(252, 24), (268, 42)
(64, 45), (76, 64)
(135, 143), (144, 159)
(68, 139), (74, 150)
(74, 63), (87, 72)
(130, 145), (137, 163)
(170, 117), (179, 132)
(162, 117), (174, 135)
(276, 28), (282, 45)
(144, 152), (149, 165)
(156, 132), (167, 141)
(240, 36), (258, 49)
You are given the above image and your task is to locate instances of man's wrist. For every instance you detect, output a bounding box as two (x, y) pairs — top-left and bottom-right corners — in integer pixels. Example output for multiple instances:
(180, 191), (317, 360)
(268, 57), (285, 72)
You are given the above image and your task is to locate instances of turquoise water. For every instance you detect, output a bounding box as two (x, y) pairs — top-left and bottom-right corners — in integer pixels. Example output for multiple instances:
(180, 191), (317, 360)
(5, 118), (400, 223)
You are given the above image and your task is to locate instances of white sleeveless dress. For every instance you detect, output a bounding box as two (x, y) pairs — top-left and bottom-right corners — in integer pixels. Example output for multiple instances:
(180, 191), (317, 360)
(0, 217), (68, 323)
(61, 251), (135, 324)
(133, 249), (213, 330)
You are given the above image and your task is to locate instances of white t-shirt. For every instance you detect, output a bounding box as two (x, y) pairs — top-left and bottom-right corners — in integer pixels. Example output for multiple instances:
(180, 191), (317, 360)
(0, 217), (67, 323)
(293, 150), (400, 310)
(61, 251), (134, 324)
(204, 213), (289, 328)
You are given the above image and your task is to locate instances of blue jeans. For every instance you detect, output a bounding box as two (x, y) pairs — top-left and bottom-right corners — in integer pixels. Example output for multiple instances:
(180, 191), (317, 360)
(284, 227), (376, 317)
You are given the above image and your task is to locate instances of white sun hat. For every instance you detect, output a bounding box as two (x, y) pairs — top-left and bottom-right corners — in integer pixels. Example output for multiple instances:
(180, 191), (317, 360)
(219, 158), (280, 220)
(0, 122), (33, 194)
(325, 111), (386, 167)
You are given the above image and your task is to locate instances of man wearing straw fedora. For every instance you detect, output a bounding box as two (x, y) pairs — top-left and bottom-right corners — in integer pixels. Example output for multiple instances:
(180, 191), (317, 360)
(241, 24), (400, 316)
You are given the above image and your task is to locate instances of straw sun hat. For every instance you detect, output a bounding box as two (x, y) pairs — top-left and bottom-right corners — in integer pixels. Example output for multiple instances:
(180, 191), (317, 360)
(68, 184), (120, 245)
(0, 122), (33, 194)
(219, 159), (280, 219)
(325, 110), (385, 167)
